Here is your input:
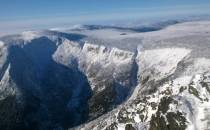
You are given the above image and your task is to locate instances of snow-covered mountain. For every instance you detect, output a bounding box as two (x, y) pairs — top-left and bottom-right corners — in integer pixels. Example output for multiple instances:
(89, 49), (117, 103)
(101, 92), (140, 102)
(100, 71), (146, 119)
(0, 29), (138, 130)
(0, 21), (210, 130)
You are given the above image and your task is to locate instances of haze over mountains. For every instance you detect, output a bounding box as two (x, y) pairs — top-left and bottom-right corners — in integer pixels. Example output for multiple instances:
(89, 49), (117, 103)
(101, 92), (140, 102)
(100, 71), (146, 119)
(0, 19), (210, 130)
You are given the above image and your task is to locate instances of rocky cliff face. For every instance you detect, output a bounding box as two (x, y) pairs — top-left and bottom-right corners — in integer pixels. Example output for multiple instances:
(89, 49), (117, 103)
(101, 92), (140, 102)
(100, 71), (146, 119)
(53, 38), (138, 120)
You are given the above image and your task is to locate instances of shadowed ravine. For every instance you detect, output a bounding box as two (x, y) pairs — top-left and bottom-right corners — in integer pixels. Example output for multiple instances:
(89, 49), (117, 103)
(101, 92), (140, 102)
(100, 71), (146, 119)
(0, 37), (92, 130)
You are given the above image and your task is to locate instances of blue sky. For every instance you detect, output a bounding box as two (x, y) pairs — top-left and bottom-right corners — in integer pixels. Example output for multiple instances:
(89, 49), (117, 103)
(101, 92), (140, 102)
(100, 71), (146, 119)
(1, 0), (210, 35)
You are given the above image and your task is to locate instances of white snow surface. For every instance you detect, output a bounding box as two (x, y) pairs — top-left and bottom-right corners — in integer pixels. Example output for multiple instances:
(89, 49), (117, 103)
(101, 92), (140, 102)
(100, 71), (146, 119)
(137, 48), (191, 81)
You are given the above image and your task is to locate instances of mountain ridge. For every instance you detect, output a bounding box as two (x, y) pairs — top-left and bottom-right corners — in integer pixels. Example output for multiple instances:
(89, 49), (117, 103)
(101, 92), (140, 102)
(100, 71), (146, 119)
(0, 20), (210, 130)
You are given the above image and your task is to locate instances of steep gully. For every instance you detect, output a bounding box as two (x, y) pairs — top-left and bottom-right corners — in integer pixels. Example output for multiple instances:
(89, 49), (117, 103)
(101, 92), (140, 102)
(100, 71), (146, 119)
(0, 35), (140, 130)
